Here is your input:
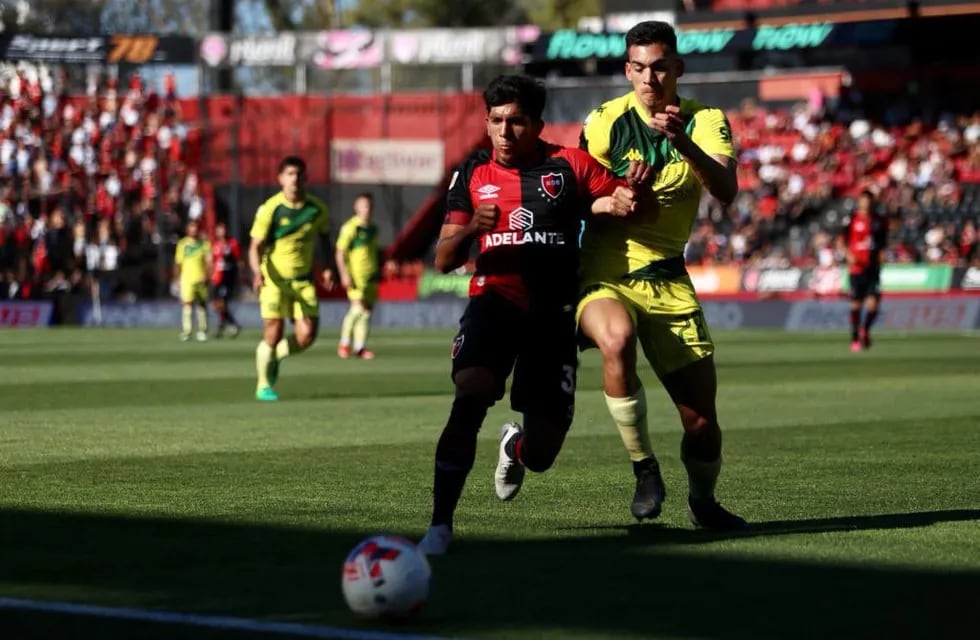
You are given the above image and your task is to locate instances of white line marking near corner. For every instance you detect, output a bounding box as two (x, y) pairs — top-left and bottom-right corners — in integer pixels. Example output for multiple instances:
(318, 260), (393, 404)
(0, 597), (454, 640)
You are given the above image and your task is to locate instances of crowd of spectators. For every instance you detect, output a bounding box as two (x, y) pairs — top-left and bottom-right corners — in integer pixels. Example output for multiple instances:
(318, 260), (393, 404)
(2, 64), (978, 309)
(0, 64), (205, 305)
(684, 95), (980, 270)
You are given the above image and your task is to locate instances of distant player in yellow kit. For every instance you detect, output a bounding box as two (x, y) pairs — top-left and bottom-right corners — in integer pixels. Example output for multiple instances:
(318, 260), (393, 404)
(335, 192), (381, 360)
(248, 156), (334, 401)
(174, 219), (212, 342)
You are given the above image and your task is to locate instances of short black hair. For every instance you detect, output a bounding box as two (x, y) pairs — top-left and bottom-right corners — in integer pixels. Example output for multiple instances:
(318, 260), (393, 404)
(354, 192), (373, 204)
(278, 155), (306, 175)
(483, 75), (546, 122)
(625, 21), (678, 55)
(859, 189), (875, 201)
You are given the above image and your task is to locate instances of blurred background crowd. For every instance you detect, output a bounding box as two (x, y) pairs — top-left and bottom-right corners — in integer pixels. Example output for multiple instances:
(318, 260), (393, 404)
(2, 37), (979, 306)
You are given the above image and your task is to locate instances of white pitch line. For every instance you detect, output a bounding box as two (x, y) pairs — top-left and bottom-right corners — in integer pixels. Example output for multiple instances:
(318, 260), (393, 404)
(0, 597), (454, 640)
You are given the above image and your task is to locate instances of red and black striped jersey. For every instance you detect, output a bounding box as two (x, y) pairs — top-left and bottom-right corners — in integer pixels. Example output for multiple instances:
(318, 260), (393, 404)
(846, 212), (888, 275)
(445, 142), (621, 309)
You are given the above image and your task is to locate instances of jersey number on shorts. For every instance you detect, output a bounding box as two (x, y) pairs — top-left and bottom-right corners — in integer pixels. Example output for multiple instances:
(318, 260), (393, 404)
(560, 364), (576, 396)
(674, 311), (708, 346)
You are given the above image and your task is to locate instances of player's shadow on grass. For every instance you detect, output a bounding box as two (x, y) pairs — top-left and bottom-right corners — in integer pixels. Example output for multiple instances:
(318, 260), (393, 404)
(2, 507), (978, 640)
(561, 508), (980, 544)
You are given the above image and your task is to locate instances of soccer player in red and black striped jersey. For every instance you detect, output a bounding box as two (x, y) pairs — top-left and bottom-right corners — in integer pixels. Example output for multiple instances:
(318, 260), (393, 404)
(417, 74), (652, 555)
(211, 221), (243, 338)
(845, 190), (888, 351)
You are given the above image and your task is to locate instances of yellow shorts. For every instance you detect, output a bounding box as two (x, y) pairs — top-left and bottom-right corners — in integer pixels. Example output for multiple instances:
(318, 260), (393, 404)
(576, 274), (714, 378)
(347, 282), (379, 306)
(259, 278), (319, 320)
(180, 281), (208, 305)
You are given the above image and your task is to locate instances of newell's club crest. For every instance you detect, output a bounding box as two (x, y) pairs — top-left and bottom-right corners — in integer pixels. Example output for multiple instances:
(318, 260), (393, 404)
(451, 334), (465, 359)
(538, 172), (565, 201)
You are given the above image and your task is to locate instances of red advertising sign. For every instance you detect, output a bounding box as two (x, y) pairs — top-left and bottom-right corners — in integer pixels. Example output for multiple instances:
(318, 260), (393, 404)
(0, 302), (52, 328)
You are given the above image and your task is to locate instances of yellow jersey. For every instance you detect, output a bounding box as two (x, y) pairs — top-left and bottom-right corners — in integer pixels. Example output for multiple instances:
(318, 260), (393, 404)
(336, 215), (381, 284)
(174, 236), (210, 284)
(579, 92), (735, 276)
(249, 191), (330, 280)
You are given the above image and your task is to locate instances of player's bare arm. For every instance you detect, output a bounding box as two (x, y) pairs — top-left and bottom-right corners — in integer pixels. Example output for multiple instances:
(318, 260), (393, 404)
(649, 105), (738, 205)
(434, 204), (499, 273)
(248, 236), (264, 293)
(335, 245), (352, 290)
(592, 186), (638, 217)
(318, 232), (336, 290)
(590, 160), (653, 216)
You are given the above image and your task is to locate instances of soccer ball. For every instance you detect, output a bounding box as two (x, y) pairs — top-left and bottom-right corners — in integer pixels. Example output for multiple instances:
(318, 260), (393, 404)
(341, 535), (431, 619)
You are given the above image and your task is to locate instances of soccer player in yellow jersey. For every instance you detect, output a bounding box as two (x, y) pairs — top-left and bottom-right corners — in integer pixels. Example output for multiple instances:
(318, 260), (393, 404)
(335, 192), (381, 360)
(578, 21), (746, 530)
(173, 219), (212, 342)
(248, 156), (335, 402)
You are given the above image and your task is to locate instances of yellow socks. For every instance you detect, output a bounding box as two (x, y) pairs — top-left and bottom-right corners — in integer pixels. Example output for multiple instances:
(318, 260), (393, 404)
(275, 336), (302, 360)
(255, 341), (275, 389)
(604, 387), (655, 462)
(352, 310), (371, 352)
(181, 305), (192, 334)
(340, 308), (359, 347)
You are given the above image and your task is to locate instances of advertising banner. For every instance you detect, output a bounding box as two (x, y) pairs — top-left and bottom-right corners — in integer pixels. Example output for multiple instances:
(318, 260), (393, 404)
(0, 301), (53, 327)
(308, 30), (384, 69)
(331, 139), (444, 185)
(842, 264), (953, 293)
(199, 33), (298, 67)
(82, 300), (468, 330)
(417, 271), (470, 300)
(106, 35), (197, 65)
(785, 298), (980, 331)
(688, 265), (741, 295)
(528, 19), (901, 62)
(0, 34), (105, 63)
(741, 267), (807, 293)
(0, 34), (195, 64)
(387, 27), (534, 65)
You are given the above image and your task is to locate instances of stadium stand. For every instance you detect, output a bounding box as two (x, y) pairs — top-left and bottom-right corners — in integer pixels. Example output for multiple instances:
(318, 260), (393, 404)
(2, 66), (978, 305)
(0, 66), (204, 302)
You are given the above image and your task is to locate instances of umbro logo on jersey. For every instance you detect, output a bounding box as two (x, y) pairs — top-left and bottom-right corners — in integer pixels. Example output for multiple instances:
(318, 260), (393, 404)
(280, 218), (290, 225)
(477, 184), (500, 200)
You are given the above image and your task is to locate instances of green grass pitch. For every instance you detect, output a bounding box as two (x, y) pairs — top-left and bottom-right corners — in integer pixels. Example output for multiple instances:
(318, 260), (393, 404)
(1, 328), (979, 639)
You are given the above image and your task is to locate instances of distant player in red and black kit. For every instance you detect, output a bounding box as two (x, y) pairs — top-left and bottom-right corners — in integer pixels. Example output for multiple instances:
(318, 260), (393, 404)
(417, 75), (652, 555)
(211, 221), (243, 338)
(845, 190), (888, 351)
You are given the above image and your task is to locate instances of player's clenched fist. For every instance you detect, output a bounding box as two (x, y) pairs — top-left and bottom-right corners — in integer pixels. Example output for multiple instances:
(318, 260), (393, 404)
(252, 272), (264, 293)
(606, 185), (639, 217)
(625, 159), (655, 189)
(469, 204), (500, 232)
(648, 105), (690, 149)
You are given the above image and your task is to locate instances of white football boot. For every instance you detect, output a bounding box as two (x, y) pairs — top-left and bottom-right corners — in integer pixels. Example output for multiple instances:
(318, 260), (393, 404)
(495, 422), (525, 501)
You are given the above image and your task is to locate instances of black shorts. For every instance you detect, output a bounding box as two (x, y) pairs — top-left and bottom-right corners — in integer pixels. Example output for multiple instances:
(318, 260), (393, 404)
(451, 292), (577, 425)
(211, 274), (237, 301)
(850, 269), (881, 300)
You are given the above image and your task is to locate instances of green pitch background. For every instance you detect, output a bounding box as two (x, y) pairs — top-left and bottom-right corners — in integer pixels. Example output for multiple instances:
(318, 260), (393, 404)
(1, 329), (978, 639)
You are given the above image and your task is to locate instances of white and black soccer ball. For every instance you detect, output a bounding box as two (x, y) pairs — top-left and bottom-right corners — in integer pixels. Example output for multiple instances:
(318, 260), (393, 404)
(341, 535), (431, 619)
